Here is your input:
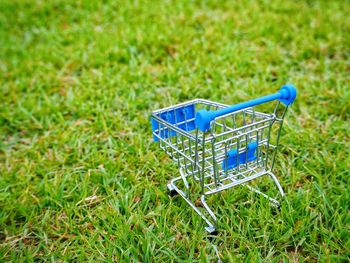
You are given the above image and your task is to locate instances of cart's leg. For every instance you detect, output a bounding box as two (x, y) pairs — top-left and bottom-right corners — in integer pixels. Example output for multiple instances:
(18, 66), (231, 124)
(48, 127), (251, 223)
(201, 195), (218, 235)
(268, 172), (285, 197)
(243, 172), (285, 208)
(245, 184), (281, 208)
(200, 195), (217, 222)
(168, 176), (216, 234)
(179, 168), (191, 197)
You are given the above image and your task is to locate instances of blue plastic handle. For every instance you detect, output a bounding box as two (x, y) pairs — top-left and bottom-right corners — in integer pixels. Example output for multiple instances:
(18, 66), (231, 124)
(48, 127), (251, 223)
(195, 84), (297, 132)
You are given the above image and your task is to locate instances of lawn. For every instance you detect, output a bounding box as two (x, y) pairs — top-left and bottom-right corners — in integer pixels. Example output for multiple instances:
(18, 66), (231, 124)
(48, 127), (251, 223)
(0, 0), (349, 261)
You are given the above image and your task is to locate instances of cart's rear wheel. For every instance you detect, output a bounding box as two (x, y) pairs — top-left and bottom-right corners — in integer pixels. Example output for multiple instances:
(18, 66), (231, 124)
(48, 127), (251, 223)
(276, 203), (281, 210)
(272, 202), (282, 215)
(205, 226), (217, 235)
(167, 183), (178, 197)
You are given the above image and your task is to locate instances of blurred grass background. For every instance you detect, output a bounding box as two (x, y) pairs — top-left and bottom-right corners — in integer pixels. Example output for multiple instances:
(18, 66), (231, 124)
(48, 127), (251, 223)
(0, 0), (349, 261)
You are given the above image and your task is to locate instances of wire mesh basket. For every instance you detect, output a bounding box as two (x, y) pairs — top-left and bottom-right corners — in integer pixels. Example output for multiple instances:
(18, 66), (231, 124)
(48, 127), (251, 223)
(151, 84), (297, 233)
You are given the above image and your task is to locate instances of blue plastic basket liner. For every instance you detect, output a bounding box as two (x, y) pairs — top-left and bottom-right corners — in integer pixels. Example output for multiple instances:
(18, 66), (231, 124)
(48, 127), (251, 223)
(152, 104), (196, 142)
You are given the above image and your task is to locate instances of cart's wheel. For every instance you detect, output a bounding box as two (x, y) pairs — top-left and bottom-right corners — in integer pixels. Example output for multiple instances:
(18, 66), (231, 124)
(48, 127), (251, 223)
(205, 226), (218, 236)
(276, 203), (281, 210)
(271, 202), (282, 215)
(167, 184), (178, 197)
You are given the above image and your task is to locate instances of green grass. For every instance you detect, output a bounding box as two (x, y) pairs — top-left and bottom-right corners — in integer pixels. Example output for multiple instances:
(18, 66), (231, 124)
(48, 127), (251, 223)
(0, 0), (349, 261)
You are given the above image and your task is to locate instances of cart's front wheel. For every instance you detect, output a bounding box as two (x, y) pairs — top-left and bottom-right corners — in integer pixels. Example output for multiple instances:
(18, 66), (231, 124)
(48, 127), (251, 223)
(167, 183), (178, 197)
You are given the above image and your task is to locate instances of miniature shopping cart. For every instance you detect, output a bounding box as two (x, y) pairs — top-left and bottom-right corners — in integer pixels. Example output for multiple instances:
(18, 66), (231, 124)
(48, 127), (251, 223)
(151, 84), (297, 233)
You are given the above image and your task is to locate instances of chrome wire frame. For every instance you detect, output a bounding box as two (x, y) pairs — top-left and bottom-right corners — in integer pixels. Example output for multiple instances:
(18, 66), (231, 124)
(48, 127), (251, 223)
(152, 99), (289, 233)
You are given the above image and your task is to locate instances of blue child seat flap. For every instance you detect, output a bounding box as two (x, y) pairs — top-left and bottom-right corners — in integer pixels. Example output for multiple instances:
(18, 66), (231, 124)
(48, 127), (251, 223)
(222, 142), (258, 171)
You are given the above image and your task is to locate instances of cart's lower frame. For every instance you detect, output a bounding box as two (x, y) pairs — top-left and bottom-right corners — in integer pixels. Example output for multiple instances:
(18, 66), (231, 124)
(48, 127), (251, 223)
(167, 168), (285, 234)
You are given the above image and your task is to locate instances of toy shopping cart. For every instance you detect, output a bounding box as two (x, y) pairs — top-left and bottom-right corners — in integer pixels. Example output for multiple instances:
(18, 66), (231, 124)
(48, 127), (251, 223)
(151, 84), (297, 233)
